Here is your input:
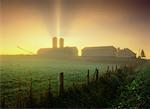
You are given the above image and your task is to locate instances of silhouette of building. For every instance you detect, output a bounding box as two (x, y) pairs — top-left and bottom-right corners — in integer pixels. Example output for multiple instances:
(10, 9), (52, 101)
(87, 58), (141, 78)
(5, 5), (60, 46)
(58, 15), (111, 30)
(37, 37), (78, 57)
(82, 46), (136, 58)
(82, 46), (117, 57)
(38, 37), (136, 58)
(38, 47), (78, 57)
(59, 38), (64, 48)
(116, 48), (136, 58)
(52, 37), (58, 48)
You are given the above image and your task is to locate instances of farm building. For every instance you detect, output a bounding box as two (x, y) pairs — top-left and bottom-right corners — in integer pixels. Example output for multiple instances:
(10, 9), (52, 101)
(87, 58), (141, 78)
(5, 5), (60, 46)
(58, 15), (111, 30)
(116, 48), (136, 58)
(37, 37), (136, 58)
(37, 47), (78, 57)
(82, 46), (117, 57)
(37, 37), (78, 57)
(82, 46), (136, 58)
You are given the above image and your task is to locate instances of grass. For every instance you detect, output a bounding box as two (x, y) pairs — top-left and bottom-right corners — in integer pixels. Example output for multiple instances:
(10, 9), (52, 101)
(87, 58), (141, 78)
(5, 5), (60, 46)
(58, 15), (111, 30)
(0, 56), (119, 107)
(0, 56), (149, 108)
(114, 61), (150, 108)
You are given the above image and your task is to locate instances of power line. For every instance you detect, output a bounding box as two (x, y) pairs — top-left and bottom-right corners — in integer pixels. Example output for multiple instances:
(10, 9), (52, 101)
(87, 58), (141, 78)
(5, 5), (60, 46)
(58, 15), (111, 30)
(17, 46), (34, 54)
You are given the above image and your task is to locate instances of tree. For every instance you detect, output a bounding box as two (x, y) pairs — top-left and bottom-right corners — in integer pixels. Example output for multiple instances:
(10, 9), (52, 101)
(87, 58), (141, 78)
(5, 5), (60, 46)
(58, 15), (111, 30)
(141, 49), (146, 57)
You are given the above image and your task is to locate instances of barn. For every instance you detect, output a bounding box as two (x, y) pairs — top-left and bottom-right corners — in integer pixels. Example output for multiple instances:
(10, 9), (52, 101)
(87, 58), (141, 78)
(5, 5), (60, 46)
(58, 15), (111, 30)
(82, 46), (117, 57)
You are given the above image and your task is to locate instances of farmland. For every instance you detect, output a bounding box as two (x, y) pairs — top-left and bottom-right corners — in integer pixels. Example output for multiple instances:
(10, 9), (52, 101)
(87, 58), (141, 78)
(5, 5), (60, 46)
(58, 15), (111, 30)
(0, 55), (149, 107)
(0, 55), (120, 106)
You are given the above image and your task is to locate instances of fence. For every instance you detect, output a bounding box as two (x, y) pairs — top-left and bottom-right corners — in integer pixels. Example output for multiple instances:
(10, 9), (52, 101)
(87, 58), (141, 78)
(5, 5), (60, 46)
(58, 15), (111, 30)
(0, 64), (135, 108)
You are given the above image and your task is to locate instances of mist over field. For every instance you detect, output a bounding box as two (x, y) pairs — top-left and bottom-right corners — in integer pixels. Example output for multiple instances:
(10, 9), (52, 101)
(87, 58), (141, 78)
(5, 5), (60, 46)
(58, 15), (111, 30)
(0, 56), (117, 104)
(0, 55), (150, 107)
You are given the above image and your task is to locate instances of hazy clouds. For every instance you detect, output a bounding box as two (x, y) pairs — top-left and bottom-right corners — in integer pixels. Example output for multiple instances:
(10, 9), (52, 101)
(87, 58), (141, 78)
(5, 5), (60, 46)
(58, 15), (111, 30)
(0, 0), (150, 56)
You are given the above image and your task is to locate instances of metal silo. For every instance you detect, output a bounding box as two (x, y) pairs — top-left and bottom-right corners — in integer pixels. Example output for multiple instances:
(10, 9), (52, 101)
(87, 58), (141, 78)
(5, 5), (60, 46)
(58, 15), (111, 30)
(52, 37), (58, 48)
(59, 38), (64, 48)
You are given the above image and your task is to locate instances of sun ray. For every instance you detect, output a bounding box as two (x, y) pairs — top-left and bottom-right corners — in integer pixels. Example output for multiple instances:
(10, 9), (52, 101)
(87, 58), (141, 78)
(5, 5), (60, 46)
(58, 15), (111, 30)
(55, 0), (61, 36)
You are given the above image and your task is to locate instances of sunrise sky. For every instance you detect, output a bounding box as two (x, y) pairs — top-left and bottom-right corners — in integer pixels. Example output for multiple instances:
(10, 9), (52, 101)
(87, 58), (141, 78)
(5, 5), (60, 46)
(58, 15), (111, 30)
(0, 0), (150, 58)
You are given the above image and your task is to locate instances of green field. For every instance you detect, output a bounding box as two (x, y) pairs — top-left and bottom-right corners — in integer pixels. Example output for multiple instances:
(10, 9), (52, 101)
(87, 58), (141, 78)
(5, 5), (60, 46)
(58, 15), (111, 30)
(0, 56), (149, 107)
(0, 56), (120, 106)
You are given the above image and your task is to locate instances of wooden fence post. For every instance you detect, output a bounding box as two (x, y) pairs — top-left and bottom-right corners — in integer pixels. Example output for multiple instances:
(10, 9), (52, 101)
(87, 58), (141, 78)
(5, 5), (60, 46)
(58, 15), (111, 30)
(1, 84), (6, 108)
(112, 66), (114, 72)
(1, 96), (5, 108)
(28, 77), (33, 107)
(16, 80), (22, 108)
(115, 65), (118, 72)
(87, 69), (90, 85)
(95, 68), (99, 82)
(107, 66), (109, 72)
(59, 72), (64, 96)
(48, 77), (52, 97)
(46, 77), (53, 107)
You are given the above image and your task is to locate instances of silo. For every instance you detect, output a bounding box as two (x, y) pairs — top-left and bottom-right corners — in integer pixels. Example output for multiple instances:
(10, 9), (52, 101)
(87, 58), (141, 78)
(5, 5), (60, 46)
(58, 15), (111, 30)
(59, 38), (64, 48)
(52, 37), (58, 48)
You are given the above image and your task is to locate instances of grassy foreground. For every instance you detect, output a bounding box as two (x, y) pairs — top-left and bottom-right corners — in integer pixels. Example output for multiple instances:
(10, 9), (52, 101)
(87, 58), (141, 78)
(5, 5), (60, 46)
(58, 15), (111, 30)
(0, 56), (119, 107)
(1, 60), (149, 108)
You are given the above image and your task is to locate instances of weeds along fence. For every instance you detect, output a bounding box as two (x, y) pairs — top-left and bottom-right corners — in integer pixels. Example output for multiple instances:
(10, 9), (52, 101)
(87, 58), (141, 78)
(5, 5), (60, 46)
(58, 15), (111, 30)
(0, 64), (135, 108)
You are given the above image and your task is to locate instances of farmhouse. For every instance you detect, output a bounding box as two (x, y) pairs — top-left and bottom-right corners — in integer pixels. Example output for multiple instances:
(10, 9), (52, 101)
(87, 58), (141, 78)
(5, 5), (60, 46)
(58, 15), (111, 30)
(82, 46), (117, 57)
(116, 48), (136, 58)
(81, 46), (136, 58)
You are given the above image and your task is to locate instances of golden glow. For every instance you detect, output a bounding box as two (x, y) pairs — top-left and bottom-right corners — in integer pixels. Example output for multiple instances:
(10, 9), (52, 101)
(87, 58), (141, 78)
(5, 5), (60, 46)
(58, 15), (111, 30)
(1, 13), (52, 55)
(0, 1), (150, 59)
(56, 0), (61, 36)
